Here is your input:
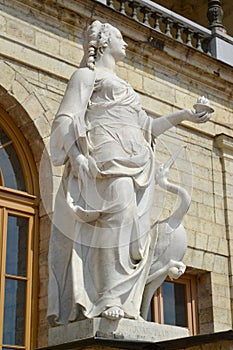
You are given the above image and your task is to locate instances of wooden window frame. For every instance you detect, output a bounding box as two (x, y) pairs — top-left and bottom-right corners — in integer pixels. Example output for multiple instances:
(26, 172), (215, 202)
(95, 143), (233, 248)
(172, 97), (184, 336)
(151, 274), (198, 335)
(0, 108), (39, 350)
(0, 106), (38, 196)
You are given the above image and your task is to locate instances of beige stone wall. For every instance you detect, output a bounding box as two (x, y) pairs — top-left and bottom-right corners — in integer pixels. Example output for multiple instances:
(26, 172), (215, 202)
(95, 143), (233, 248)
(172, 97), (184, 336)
(0, 0), (233, 348)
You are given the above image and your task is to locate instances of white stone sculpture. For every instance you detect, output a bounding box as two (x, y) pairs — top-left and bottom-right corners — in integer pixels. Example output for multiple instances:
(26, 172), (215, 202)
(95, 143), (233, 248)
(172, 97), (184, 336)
(141, 147), (189, 319)
(48, 20), (212, 326)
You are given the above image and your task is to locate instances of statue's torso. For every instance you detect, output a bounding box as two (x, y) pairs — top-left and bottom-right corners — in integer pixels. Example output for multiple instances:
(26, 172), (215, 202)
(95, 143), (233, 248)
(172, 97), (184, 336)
(85, 71), (151, 164)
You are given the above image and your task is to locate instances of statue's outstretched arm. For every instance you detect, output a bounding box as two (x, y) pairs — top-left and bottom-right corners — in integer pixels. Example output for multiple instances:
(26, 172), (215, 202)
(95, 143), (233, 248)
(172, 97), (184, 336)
(151, 109), (210, 137)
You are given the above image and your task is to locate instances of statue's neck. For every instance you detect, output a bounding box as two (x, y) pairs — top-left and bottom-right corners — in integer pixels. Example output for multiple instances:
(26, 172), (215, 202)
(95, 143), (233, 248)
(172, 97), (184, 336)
(95, 54), (116, 72)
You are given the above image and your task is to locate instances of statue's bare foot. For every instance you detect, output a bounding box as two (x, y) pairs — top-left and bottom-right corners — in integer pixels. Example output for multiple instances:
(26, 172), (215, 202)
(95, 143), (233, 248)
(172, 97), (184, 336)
(101, 306), (124, 320)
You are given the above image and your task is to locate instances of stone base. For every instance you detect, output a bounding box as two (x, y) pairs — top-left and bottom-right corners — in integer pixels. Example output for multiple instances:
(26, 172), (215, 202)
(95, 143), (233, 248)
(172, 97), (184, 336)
(48, 317), (189, 346)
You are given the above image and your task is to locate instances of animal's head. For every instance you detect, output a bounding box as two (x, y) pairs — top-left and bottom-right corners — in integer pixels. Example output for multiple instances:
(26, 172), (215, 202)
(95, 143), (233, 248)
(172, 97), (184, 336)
(156, 162), (170, 183)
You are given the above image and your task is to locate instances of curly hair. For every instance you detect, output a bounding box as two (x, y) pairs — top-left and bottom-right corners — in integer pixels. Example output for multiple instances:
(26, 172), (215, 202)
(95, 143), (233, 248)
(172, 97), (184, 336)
(85, 20), (113, 70)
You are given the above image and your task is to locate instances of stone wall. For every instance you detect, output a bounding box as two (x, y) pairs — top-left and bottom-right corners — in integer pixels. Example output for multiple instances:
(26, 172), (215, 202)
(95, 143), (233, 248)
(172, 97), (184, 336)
(0, 0), (233, 348)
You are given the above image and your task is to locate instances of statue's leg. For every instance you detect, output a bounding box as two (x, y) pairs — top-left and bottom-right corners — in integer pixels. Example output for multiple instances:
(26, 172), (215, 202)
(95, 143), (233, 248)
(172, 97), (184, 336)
(98, 176), (138, 320)
(141, 273), (167, 320)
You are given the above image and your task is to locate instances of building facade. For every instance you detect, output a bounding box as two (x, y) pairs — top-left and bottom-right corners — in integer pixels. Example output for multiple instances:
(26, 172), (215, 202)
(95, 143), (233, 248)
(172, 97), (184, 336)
(0, 0), (233, 349)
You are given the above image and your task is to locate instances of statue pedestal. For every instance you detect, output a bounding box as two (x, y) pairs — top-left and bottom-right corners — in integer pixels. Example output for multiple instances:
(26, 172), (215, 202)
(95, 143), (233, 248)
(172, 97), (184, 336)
(48, 317), (189, 348)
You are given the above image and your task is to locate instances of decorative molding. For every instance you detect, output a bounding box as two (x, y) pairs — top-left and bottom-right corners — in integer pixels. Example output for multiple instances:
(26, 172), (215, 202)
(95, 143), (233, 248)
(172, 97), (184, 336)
(215, 133), (233, 158)
(1, 0), (233, 92)
(207, 0), (226, 32)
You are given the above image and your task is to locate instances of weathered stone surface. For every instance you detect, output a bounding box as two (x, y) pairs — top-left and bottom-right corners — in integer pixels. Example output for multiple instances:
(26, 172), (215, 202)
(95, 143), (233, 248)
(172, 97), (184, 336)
(48, 318), (189, 346)
(0, 0), (233, 347)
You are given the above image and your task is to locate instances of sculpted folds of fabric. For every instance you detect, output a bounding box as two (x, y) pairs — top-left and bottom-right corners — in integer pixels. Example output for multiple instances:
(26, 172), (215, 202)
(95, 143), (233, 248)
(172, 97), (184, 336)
(48, 20), (211, 326)
(49, 68), (157, 323)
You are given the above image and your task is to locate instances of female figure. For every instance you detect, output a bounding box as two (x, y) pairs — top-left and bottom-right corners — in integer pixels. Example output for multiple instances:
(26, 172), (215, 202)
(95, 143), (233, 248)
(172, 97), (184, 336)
(48, 20), (210, 326)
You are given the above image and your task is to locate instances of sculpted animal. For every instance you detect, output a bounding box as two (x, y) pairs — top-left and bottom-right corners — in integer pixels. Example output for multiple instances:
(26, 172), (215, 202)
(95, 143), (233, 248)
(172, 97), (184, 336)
(141, 147), (190, 319)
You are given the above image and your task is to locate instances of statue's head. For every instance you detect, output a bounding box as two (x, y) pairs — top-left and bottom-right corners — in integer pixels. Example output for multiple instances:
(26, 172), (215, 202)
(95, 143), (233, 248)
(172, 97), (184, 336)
(83, 20), (127, 69)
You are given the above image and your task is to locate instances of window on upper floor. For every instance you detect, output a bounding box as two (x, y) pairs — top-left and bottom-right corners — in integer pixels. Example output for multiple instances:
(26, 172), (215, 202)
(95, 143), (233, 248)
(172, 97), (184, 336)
(148, 273), (198, 335)
(0, 107), (39, 350)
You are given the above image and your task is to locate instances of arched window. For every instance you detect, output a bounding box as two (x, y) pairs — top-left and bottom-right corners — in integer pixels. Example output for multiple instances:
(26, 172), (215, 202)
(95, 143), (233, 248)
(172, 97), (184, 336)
(0, 107), (39, 350)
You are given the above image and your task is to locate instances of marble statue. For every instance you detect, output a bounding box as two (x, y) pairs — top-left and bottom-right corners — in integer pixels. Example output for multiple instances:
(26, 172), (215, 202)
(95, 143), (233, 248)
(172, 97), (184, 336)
(47, 20), (212, 326)
(140, 147), (189, 319)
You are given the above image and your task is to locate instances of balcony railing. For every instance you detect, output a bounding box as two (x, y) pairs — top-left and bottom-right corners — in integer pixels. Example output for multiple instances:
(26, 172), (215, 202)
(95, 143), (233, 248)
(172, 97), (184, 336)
(96, 0), (212, 54)
(94, 0), (233, 67)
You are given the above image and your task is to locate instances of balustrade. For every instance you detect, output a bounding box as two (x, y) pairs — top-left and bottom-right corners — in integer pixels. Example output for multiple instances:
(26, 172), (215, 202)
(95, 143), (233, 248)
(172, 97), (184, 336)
(96, 0), (212, 55)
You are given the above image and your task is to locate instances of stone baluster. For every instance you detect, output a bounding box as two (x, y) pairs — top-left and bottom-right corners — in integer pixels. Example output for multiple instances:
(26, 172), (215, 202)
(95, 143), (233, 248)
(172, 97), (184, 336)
(201, 37), (212, 55)
(174, 23), (184, 43)
(184, 28), (193, 47)
(129, 1), (140, 21)
(163, 17), (173, 38)
(119, 0), (126, 15)
(151, 12), (162, 33)
(194, 33), (204, 52)
(140, 6), (151, 26)
(107, 0), (114, 9)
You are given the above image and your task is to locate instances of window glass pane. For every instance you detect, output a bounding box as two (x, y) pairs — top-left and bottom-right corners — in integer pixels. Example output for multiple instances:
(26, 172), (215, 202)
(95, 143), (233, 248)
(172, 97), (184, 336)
(0, 127), (26, 191)
(3, 278), (26, 346)
(6, 216), (28, 277)
(163, 281), (176, 325)
(0, 127), (11, 145)
(162, 281), (187, 327)
(175, 283), (187, 327)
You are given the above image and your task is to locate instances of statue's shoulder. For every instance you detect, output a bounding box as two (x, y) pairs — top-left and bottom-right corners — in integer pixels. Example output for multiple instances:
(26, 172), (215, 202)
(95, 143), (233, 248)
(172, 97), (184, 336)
(70, 67), (96, 86)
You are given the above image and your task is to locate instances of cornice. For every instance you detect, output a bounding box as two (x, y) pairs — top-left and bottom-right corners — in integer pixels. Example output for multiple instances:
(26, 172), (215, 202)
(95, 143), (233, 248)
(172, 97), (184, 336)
(1, 0), (232, 143)
(215, 133), (233, 157)
(1, 0), (233, 94)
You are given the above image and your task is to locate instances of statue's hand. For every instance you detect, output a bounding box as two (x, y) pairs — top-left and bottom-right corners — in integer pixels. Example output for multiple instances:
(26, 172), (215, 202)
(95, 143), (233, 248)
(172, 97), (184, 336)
(70, 154), (89, 178)
(183, 109), (210, 124)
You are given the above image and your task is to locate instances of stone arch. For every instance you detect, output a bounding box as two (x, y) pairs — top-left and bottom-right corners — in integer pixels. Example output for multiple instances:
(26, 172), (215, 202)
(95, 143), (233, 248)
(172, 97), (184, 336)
(0, 59), (54, 239)
(0, 60), (52, 166)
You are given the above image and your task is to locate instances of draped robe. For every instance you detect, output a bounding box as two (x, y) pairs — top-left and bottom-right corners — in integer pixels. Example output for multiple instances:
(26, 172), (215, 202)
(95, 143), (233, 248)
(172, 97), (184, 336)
(48, 67), (158, 324)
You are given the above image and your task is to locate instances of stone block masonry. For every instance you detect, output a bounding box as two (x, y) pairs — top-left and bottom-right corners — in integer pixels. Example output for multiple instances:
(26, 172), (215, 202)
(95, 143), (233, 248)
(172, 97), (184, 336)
(0, 0), (233, 348)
